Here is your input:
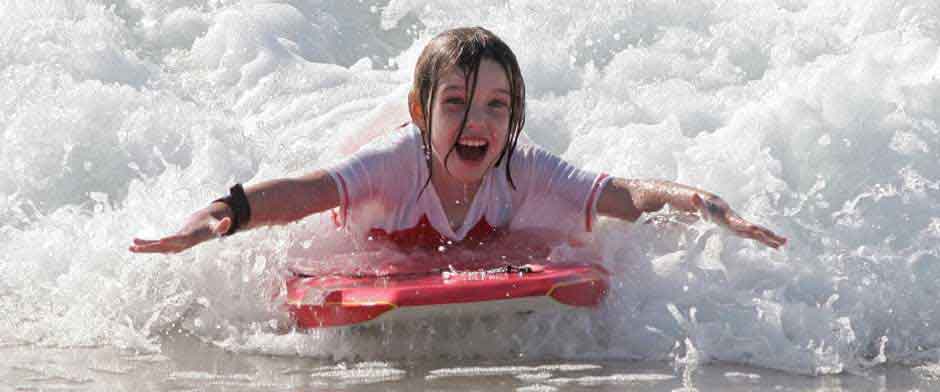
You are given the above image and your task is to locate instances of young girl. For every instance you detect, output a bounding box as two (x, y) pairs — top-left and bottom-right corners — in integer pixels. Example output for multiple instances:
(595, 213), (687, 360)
(129, 27), (786, 256)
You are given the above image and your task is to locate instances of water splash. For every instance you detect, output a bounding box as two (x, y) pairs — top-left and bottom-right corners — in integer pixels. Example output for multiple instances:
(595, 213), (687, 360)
(2, 0), (940, 376)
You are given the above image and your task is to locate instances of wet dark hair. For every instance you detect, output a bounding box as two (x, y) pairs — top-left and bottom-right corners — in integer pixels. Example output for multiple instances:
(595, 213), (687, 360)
(409, 26), (526, 193)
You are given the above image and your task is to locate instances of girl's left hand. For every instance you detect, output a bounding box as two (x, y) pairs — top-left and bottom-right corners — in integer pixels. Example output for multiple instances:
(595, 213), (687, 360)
(691, 194), (787, 249)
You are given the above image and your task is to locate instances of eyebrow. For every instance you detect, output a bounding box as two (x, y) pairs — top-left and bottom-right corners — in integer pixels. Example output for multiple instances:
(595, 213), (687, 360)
(440, 85), (511, 96)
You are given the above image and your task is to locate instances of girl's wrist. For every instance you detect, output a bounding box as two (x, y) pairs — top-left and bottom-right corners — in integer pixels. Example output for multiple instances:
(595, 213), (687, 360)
(699, 194), (731, 225)
(211, 184), (252, 236)
(208, 201), (234, 222)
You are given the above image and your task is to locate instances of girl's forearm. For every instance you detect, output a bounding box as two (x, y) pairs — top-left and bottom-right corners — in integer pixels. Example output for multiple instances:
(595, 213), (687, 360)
(129, 171), (340, 254)
(597, 177), (787, 249)
(597, 177), (718, 221)
(631, 178), (718, 213)
(214, 170), (340, 230)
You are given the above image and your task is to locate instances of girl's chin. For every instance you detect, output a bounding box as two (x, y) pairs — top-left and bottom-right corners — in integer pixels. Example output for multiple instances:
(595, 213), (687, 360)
(436, 155), (497, 184)
(447, 169), (486, 184)
(453, 158), (496, 178)
(441, 168), (487, 185)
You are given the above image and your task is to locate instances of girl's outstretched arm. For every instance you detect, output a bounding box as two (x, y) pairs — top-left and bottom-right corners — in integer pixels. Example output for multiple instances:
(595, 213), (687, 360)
(129, 170), (340, 254)
(596, 178), (787, 249)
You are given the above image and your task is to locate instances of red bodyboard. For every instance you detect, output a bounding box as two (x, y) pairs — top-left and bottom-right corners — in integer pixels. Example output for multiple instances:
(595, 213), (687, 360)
(286, 262), (609, 329)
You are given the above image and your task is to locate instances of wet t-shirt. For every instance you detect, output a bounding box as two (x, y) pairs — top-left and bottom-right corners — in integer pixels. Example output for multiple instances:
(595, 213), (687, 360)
(324, 123), (611, 250)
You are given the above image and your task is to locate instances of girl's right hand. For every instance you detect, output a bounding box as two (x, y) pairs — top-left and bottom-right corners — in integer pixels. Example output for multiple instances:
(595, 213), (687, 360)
(691, 194), (787, 249)
(129, 204), (233, 254)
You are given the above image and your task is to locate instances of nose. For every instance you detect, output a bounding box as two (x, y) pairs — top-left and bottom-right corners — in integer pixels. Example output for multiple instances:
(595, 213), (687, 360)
(464, 101), (487, 131)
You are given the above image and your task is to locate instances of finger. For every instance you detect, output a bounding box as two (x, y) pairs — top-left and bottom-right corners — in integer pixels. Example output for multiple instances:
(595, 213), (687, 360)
(212, 217), (232, 236)
(768, 232), (788, 248)
(727, 222), (774, 247)
(767, 229), (787, 245)
(130, 245), (170, 253)
(690, 194), (706, 214)
(754, 226), (786, 247)
(725, 216), (788, 249)
(130, 238), (174, 253)
(130, 236), (189, 254)
(749, 226), (786, 249)
(755, 231), (780, 249)
(129, 242), (178, 253)
(160, 234), (194, 249)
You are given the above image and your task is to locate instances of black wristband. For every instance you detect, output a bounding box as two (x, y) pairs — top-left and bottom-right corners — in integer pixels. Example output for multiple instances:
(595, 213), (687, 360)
(213, 184), (251, 236)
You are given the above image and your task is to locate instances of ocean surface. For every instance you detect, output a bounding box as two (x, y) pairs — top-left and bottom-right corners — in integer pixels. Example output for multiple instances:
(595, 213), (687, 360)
(3, 0), (940, 390)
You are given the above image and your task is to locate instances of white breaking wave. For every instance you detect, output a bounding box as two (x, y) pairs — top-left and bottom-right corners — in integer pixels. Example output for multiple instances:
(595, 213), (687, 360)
(1, 0), (940, 375)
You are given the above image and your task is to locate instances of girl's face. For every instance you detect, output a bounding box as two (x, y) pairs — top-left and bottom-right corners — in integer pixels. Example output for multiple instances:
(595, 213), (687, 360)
(426, 59), (512, 185)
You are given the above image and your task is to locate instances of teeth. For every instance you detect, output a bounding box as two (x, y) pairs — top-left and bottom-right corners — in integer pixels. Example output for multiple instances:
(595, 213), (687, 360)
(458, 138), (488, 147)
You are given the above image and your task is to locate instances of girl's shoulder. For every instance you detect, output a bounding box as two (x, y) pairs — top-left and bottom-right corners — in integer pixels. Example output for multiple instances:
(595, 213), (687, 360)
(368, 123), (421, 149)
(344, 123), (423, 160)
(507, 138), (557, 170)
(324, 123), (424, 203)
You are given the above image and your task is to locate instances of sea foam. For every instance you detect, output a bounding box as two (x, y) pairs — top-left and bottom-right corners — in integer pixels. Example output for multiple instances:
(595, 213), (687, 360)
(2, 0), (940, 375)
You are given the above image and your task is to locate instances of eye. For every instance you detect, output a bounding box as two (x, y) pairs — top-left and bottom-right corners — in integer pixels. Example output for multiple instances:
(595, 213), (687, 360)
(488, 99), (509, 109)
(444, 97), (466, 105)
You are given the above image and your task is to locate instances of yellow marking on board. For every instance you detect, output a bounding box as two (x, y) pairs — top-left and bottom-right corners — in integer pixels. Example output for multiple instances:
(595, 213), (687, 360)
(323, 300), (399, 310)
(545, 275), (604, 304)
(287, 298), (398, 309)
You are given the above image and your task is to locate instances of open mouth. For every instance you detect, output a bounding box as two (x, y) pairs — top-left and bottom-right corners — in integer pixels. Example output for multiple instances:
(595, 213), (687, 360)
(454, 139), (489, 162)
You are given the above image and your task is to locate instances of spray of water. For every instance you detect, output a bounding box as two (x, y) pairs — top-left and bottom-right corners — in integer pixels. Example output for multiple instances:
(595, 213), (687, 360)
(2, 0), (940, 375)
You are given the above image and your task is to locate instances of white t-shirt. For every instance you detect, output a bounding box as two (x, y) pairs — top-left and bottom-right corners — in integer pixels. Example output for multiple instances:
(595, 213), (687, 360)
(325, 124), (611, 249)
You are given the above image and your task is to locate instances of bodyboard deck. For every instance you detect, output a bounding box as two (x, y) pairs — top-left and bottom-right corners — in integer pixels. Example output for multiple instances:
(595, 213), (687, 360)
(286, 262), (609, 329)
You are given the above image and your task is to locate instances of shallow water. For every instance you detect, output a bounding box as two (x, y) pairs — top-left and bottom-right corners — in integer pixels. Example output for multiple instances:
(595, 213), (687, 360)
(3, 335), (940, 391)
(2, 0), (940, 388)
(0, 336), (940, 392)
